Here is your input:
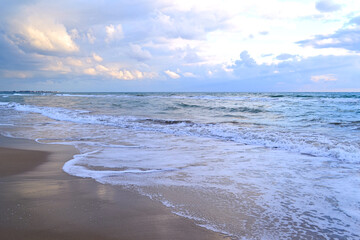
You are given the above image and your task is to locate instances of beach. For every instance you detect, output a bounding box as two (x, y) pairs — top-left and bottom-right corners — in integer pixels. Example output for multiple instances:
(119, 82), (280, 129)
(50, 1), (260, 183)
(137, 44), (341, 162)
(0, 92), (359, 239)
(0, 135), (229, 240)
(2, 0), (360, 237)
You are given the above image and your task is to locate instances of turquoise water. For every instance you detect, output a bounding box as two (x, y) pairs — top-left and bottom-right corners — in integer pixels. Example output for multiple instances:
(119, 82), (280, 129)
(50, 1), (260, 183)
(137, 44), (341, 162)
(1, 92), (359, 239)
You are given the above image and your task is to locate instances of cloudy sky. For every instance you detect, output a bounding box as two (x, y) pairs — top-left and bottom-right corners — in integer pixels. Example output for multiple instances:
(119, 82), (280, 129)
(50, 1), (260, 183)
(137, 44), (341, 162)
(0, 0), (359, 92)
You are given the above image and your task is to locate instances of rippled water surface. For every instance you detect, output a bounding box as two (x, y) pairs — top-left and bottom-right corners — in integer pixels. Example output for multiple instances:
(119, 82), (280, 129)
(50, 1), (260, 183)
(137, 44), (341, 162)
(1, 92), (359, 239)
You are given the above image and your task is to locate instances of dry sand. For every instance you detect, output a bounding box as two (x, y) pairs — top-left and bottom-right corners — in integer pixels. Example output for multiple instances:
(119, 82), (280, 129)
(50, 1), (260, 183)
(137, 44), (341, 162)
(0, 135), (229, 240)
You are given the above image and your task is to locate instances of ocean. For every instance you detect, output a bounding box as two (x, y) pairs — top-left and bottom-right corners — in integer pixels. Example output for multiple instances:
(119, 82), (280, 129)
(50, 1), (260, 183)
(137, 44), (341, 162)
(0, 92), (359, 239)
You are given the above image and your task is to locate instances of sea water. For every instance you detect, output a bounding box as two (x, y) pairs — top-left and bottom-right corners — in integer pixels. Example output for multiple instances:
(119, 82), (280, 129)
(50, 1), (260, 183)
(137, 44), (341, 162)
(0, 92), (359, 239)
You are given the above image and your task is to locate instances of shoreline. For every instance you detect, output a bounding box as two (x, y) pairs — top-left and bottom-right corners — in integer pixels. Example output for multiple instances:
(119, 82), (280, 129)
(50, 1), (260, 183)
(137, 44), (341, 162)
(0, 135), (230, 240)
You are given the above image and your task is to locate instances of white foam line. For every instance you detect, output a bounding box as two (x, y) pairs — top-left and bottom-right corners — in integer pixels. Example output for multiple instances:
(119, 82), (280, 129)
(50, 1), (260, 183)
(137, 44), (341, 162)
(4, 101), (360, 163)
(0, 132), (20, 139)
(34, 139), (75, 146)
(159, 199), (236, 239)
(132, 188), (237, 238)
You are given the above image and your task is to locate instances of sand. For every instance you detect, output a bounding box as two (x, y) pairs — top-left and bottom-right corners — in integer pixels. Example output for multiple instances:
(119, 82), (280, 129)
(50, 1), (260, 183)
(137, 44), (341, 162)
(0, 147), (48, 177)
(0, 135), (229, 240)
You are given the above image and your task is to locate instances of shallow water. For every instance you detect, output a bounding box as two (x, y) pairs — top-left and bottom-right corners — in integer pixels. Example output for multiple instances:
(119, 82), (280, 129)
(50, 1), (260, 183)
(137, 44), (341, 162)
(1, 92), (359, 239)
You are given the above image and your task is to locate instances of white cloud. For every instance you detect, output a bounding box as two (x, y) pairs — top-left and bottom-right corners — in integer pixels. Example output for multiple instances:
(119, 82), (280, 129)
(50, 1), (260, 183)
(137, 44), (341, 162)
(315, 38), (341, 45)
(92, 53), (103, 62)
(105, 24), (124, 42)
(1, 0), (360, 91)
(183, 72), (197, 77)
(96, 65), (109, 72)
(82, 62), (156, 81)
(311, 74), (337, 82)
(66, 57), (83, 67)
(9, 15), (78, 54)
(70, 29), (79, 39)
(84, 68), (96, 75)
(41, 59), (71, 73)
(87, 30), (96, 44)
(108, 70), (134, 80)
(106, 69), (156, 80)
(164, 70), (181, 79)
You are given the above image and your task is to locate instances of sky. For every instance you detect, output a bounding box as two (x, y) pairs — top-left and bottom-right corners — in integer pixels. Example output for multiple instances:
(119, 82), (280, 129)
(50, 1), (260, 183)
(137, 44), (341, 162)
(0, 0), (360, 92)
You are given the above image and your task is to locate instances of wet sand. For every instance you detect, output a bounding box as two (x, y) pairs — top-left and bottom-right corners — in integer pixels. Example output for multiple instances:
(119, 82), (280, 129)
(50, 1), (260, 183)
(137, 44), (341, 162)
(0, 147), (48, 177)
(0, 135), (229, 240)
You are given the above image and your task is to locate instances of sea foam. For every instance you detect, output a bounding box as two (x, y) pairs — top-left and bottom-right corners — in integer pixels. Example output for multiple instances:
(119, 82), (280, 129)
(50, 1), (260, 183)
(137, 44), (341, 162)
(1, 92), (359, 239)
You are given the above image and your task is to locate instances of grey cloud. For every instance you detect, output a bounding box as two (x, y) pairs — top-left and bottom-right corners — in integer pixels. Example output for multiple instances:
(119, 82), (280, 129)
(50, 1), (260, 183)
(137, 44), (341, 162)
(233, 51), (257, 68)
(276, 53), (297, 60)
(182, 47), (203, 63)
(297, 16), (360, 52)
(1, 0), (229, 75)
(1, 0), (157, 46)
(227, 51), (278, 87)
(1, 0), (359, 92)
(0, 33), (44, 71)
(31, 0), (157, 28)
(315, 0), (342, 13)
(223, 52), (360, 92)
(349, 16), (360, 25)
(127, 44), (152, 61)
(150, 9), (229, 40)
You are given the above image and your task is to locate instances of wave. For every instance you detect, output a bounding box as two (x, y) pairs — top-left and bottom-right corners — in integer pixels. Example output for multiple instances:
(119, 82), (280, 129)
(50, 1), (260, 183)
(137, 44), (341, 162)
(176, 103), (202, 108)
(269, 94), (285, 98)
(209, 106), (264, 113)
(53, 93), (360, 106)
(176, 102), (265, 113)
(228, 107), (264, 113)
(137, 119), (195, 125)
(13, 93), (33, 96)
(329, 120), (360, 129)
(56, 93), (119, 98)
(2, 102), (359, 163)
